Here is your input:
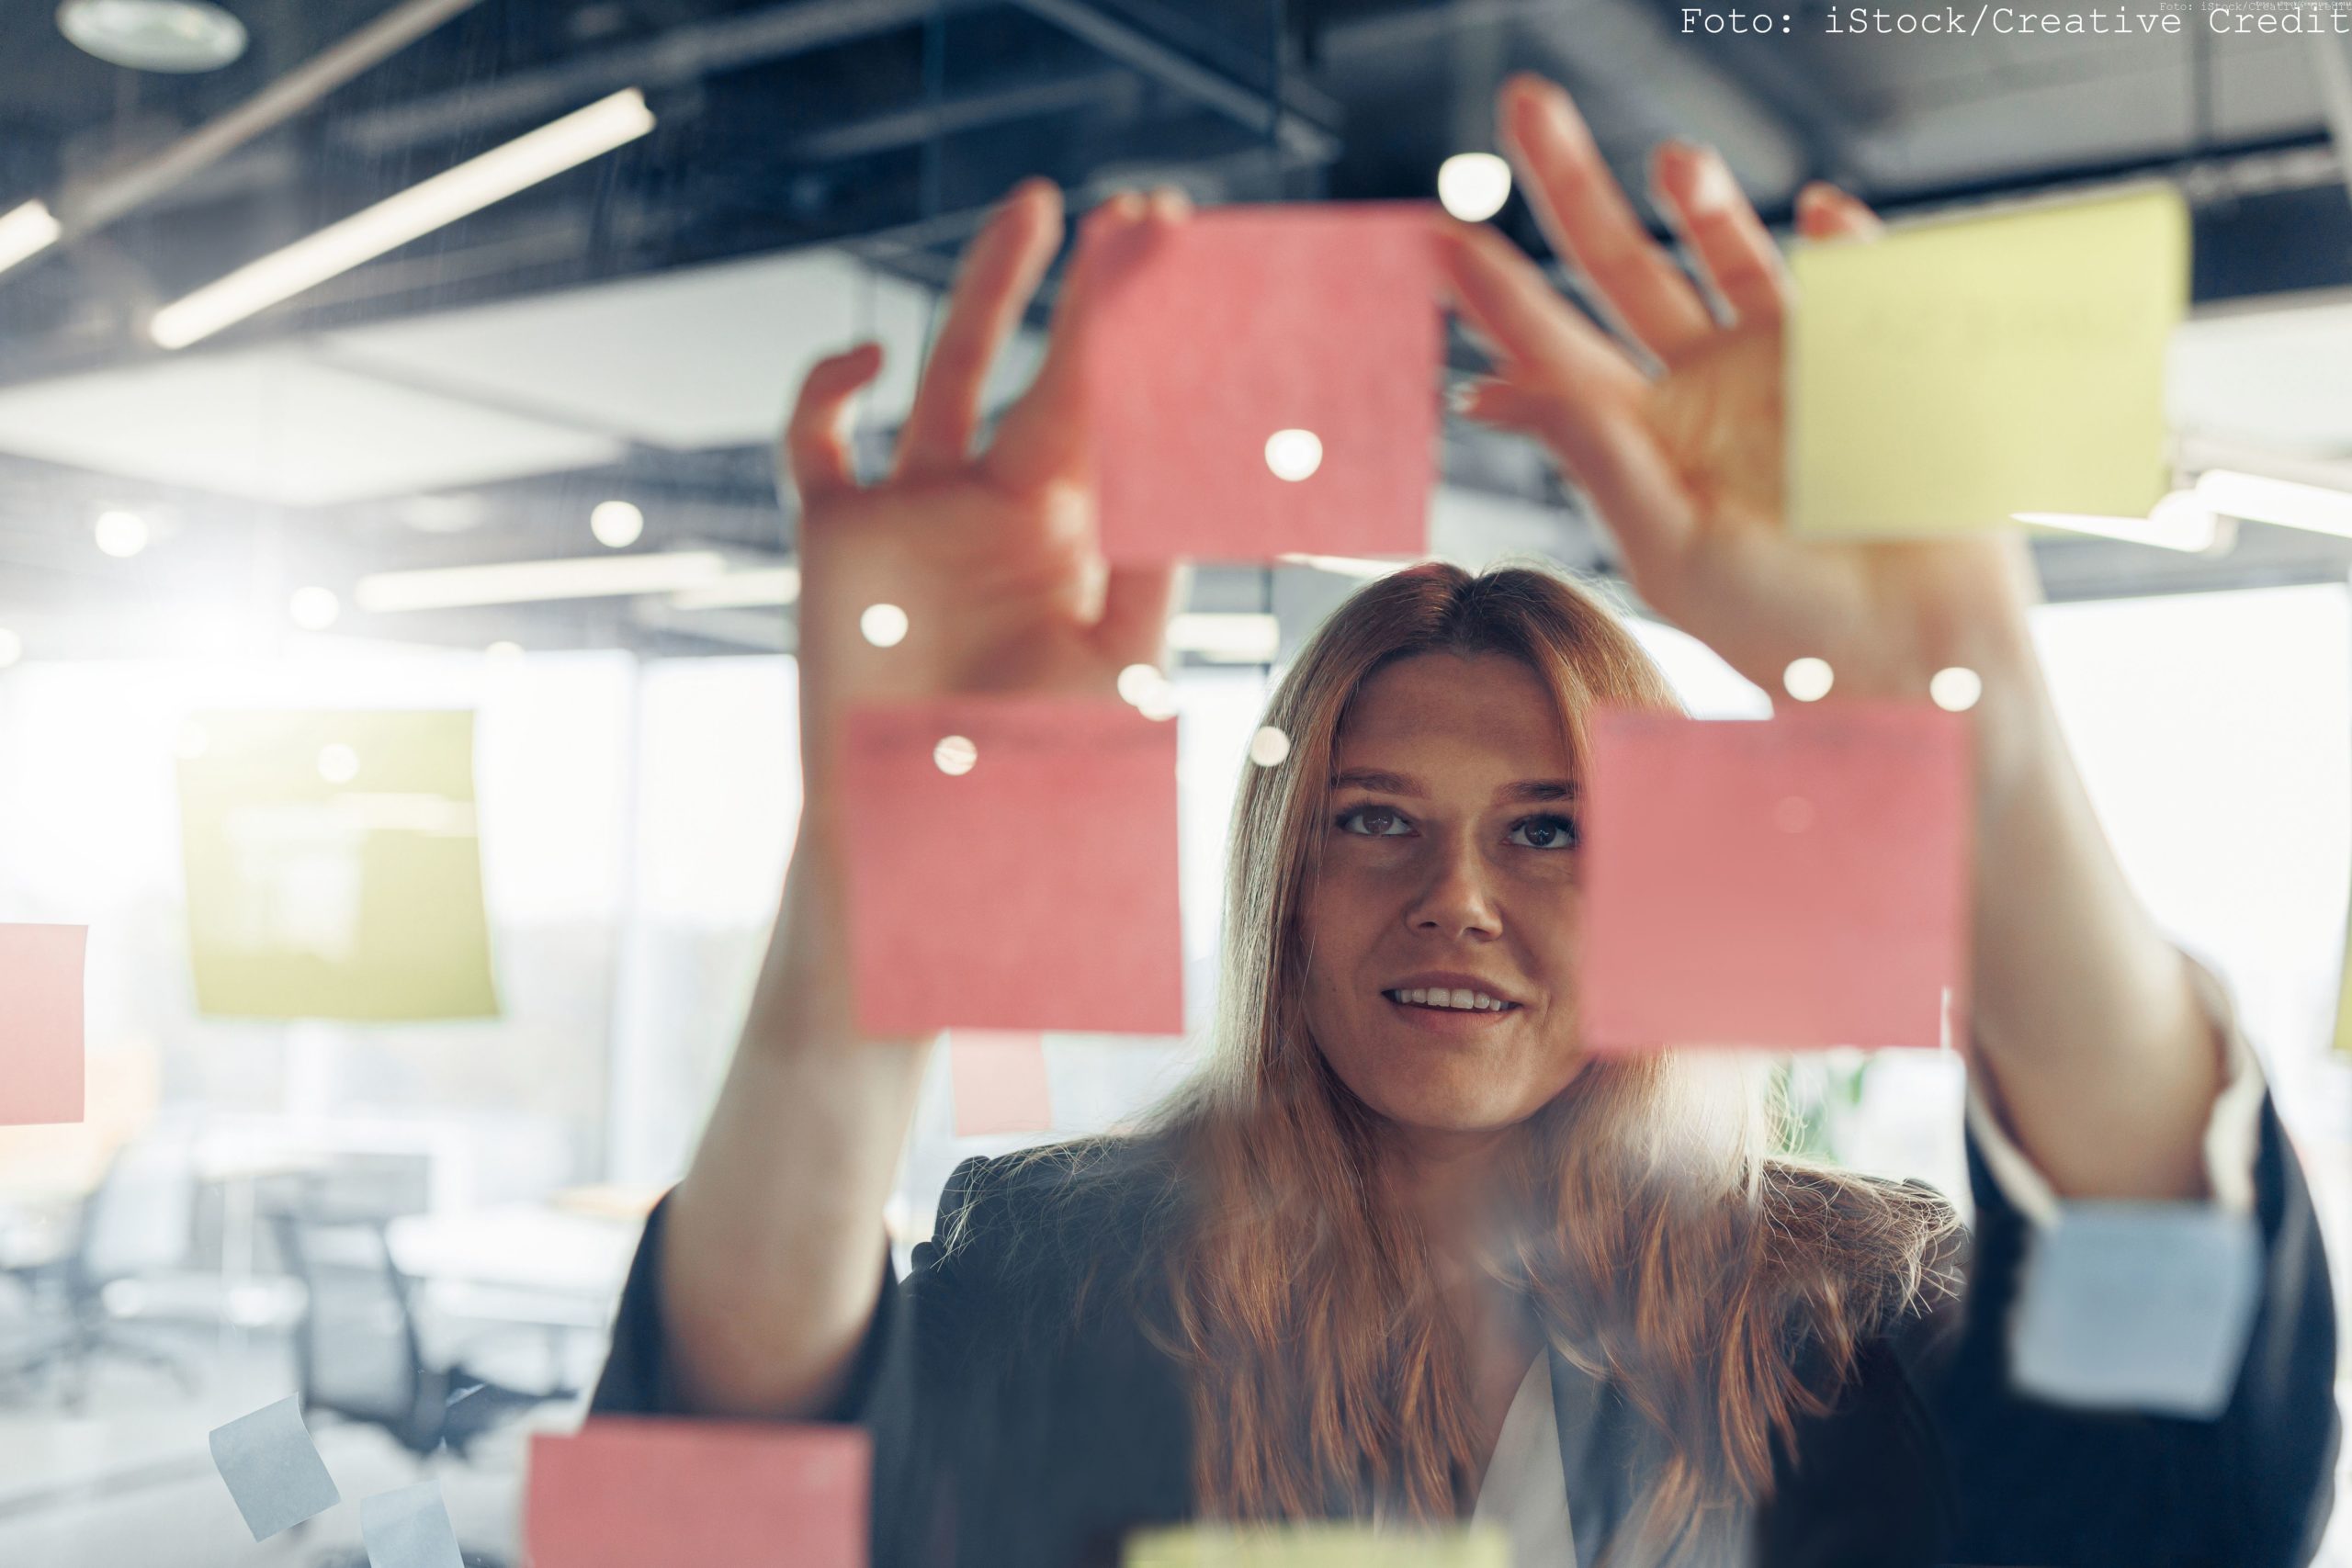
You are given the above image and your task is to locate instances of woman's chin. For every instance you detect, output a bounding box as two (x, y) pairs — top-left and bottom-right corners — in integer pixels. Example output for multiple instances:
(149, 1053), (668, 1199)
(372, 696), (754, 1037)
(1346, 1068), (1560, 1139)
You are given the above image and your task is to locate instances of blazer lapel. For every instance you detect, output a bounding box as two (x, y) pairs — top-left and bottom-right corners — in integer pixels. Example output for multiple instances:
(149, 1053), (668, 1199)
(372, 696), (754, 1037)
(1549, 1348), (1659, 1568)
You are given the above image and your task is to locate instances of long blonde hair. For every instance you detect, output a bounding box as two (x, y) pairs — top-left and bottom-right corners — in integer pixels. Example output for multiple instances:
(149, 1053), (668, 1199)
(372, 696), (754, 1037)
(1150, 561), (1958, 1561)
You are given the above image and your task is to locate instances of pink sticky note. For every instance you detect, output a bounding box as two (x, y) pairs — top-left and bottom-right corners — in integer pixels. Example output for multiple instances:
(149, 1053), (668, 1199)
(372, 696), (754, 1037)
(0, 924), (85, 1125)
(1083, 203), (1441, 564)
(842, 699), (1182, 1036)
(526, 1420), (867, 1568)
(951, 1031), (1054, 1136)
(1577, 705), (1972, 1051)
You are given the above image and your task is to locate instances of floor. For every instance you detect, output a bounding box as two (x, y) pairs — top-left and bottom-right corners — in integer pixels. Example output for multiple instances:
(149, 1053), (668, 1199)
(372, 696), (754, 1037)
(0, 1322), (593, 1568)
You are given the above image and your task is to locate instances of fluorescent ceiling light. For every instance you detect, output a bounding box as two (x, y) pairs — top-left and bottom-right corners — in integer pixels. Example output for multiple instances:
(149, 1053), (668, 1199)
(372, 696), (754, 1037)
(356, 549), (729, 613)
(2192, 468), (2352, 539)
(2014, 490), (2221, 554)
(0, 201), (62, 279)
(1277, 552), (1411, 579)
(668, 567), (801, 610)
(1168, 612), (1281, 662)
(152, 87), (654, 349)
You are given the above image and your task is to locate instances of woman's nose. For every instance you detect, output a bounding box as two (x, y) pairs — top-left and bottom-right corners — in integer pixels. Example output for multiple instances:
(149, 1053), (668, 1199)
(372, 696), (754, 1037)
(1404, 840), (1502, 941)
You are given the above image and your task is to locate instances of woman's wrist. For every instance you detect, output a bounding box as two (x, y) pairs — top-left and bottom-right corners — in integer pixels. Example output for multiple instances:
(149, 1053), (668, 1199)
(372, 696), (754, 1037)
(1955, 614), (2055, 818)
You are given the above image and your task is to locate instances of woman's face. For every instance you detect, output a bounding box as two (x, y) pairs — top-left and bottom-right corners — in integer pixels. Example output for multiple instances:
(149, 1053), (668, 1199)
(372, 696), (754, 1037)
(1299, 651), (1589, 1138)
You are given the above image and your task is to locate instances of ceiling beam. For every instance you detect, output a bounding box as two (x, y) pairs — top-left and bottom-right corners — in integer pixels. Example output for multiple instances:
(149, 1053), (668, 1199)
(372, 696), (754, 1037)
(49, 0), (480, 239)
(2312, 28), (2352, 209)
(1656, 28), (1871, 187)
(793, 69), (1141, 161)
(1515, 0), (1806, 199)
(333, 0), (963, 157)
(1002, 0), (1341, 164)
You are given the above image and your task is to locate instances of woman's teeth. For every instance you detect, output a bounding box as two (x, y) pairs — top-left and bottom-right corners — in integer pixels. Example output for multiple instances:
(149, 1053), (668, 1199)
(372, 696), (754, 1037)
(1386, 987), (1511, 1011)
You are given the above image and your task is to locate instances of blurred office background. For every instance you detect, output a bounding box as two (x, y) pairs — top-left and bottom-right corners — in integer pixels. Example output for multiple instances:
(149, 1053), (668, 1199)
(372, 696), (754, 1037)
(0, 0), (2347, 1562)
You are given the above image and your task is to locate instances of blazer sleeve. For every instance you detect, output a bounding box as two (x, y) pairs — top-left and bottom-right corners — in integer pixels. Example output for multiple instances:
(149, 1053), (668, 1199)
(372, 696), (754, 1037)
(589, 1156), (1044, 1567)
(1917, 1089), (2339, 1567)
(589, 1192), (911, 1427)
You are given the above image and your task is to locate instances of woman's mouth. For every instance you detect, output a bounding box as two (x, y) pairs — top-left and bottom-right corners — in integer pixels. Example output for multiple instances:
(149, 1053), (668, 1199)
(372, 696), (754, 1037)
(1382, 987), (1519, 1013)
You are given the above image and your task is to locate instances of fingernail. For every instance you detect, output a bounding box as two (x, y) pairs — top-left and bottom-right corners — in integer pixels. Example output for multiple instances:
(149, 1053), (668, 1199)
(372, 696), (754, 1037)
(1082, 192), (1141, 235)
(1684, 146), (1737, 215)
(1002, 177), (1052, 217)
(1540, 79), (1578, 123)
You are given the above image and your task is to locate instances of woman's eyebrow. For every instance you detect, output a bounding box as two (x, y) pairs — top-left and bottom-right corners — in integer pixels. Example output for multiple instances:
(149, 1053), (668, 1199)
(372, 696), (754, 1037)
(1329, 771), (1575, 803)
(1330, 767), (1423, 796)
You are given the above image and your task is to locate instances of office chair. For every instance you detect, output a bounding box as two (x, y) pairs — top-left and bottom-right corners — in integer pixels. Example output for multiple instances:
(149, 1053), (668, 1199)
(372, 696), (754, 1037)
(10, 1130), (203, 1406)
(273, 1210), (575, 1568)
(270, 1210), (572, 1462)
(0, 1279), (72, 1403)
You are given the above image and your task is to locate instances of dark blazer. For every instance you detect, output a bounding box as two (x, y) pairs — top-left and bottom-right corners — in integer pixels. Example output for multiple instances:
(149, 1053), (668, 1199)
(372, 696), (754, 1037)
(593, 1097), (2337, 1568)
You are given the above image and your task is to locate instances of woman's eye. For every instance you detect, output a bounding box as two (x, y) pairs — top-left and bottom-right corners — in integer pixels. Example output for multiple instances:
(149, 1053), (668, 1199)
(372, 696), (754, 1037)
(1507, 814), (1579, 851)
(1336, 806), (1413, 838)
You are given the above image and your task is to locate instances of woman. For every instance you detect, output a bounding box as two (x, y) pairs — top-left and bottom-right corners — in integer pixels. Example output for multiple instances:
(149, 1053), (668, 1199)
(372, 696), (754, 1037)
(594, 76), (2336, 1566)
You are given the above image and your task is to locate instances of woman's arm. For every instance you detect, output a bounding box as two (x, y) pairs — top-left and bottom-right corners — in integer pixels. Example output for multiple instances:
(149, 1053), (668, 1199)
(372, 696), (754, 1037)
(656, 820), (930, 1416)
(1951, 623), (2219, 1199)
(1437, 75), (2219, 1199)
(652, 182), (1182, 1416)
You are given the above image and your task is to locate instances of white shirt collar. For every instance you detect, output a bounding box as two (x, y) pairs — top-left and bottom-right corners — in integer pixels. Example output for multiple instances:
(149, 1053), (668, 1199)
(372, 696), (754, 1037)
(1470, 1355), (1577, 1565)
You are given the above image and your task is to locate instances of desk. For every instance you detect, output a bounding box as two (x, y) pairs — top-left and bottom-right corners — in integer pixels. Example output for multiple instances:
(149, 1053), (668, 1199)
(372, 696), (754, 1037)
(387, 1205), (639, 1299)
(388, 1205), (640, 1390)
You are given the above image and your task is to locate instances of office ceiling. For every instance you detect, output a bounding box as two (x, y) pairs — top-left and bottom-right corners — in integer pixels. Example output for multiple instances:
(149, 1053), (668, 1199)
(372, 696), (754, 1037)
(0, 0), (2347, 658)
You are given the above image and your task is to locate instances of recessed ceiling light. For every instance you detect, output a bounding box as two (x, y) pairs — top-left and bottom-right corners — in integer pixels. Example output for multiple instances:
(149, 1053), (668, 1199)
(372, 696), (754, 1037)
(288, 585), (341, 630)
(57, 0), (249, 73)
(94, 509), (150, 558)
(590, 499), (644, 548)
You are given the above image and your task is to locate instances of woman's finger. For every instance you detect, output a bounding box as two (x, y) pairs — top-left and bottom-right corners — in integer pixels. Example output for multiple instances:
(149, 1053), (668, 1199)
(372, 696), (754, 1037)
(893, 179), (1065, 481)
(1435, 219), (1647, 410)
(1795, 181), (1885, 243)
(985, 189), (1170, 496)
(1453, 378), (1564, 438)
(1091, 561), (1184, 670)
(1498, 73), (1716, 365)
(1652, 140), (1787, 331)
(781, 343), (886, 507)
(1437, 224), (1695, 579)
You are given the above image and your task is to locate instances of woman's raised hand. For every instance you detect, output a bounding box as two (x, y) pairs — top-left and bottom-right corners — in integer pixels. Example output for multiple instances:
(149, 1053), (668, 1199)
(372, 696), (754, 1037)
(783, 179), (1182, 790)
(1439, 74), (2040, 711)
(660, 185), (1189, 1419)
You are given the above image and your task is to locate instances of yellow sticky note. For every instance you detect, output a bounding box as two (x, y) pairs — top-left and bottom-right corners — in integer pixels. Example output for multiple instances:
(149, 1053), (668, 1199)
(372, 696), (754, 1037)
(1789, 187), (2187, 537)
(176, 710), (499, 1021)
(1125, 1525), (1509, 1568)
